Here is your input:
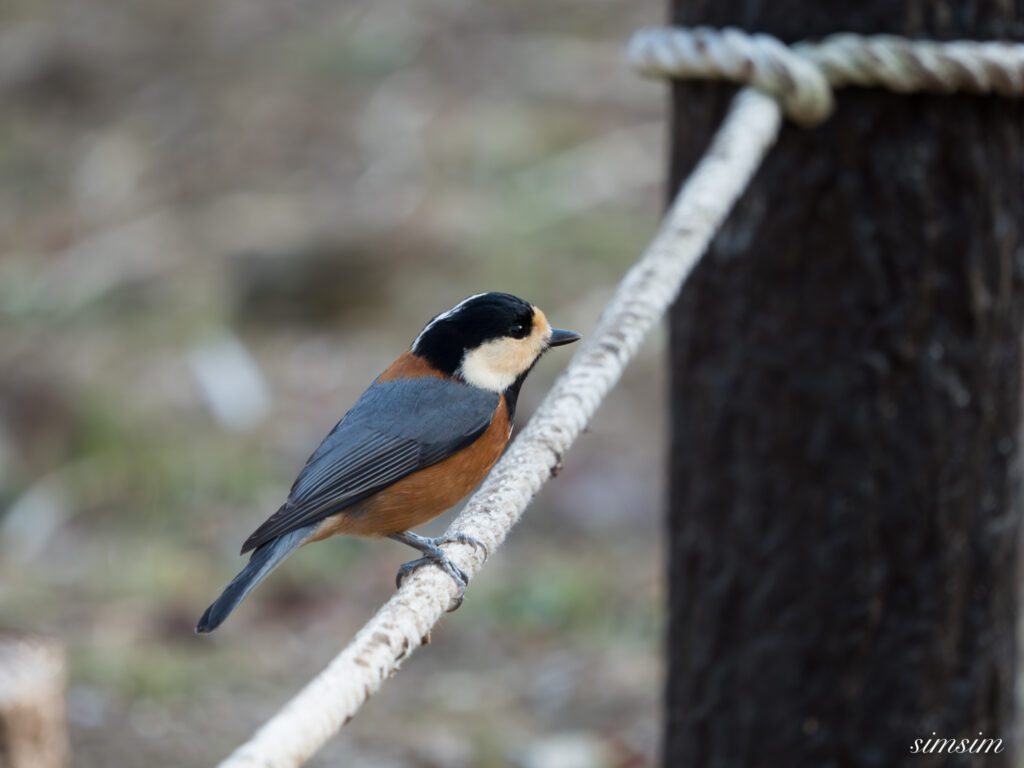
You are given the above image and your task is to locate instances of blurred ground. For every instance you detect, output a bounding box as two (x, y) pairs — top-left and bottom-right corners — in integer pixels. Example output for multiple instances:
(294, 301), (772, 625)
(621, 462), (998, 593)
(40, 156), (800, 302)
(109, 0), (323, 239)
(0, 0), (669, 765)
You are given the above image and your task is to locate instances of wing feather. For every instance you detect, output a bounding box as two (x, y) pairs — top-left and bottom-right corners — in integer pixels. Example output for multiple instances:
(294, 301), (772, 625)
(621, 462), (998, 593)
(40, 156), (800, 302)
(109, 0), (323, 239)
(241, 377), (499, 553)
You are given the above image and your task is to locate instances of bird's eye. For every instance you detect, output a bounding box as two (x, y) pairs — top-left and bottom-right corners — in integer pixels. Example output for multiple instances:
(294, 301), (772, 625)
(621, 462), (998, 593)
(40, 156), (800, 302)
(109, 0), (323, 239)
(509, 324), (528, 339)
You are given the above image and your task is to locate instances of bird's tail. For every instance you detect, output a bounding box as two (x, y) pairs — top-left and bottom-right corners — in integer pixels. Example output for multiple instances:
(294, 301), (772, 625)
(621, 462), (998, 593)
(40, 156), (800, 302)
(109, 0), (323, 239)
(195, 525), (315, 633)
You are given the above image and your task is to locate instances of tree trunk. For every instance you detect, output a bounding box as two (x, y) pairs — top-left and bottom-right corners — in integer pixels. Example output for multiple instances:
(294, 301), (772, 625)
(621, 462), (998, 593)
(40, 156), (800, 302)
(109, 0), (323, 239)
(0, 636), (67, 768)
(665, 2), (1024, 766)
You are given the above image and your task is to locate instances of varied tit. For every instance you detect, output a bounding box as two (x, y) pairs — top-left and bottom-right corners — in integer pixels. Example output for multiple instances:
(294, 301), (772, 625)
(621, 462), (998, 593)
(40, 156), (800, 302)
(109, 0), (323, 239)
(196, 292), (580, 633)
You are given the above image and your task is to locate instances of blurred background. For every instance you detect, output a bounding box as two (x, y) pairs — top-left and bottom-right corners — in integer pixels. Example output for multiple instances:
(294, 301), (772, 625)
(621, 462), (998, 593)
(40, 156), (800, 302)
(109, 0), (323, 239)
(0, 0), (670, 765)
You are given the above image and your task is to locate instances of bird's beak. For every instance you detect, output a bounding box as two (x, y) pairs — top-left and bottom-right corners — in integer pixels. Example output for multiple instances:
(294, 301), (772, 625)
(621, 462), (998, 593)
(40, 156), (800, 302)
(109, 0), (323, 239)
(548, 328), (582, 347)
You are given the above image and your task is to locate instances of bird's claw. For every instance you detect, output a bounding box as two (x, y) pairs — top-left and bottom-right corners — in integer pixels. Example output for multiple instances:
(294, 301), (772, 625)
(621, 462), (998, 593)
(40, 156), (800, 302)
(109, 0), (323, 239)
(389, 531), (488, 611)
(396, 555), (468, 610)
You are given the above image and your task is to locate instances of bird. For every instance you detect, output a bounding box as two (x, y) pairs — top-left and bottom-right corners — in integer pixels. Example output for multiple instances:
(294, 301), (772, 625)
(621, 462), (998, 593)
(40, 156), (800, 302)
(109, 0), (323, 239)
(196, 292), (580, 633)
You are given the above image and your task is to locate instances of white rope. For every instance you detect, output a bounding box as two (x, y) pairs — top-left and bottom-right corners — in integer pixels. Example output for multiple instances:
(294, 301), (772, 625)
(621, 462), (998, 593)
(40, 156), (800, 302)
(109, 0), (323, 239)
(218, 87), (783, 768)
(628, 26), (1024, 125)
(220, 27), (1024, 767)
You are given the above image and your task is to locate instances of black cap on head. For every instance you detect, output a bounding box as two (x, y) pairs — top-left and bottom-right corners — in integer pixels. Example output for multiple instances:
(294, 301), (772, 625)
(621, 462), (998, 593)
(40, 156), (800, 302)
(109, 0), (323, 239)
(412, 292), (535, 376)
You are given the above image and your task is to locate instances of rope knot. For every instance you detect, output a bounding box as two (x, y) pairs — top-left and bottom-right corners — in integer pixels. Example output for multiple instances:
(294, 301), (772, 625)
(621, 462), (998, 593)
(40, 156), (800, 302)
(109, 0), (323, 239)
(628, 26), (834, 126)
(628, 26), (1024, 127)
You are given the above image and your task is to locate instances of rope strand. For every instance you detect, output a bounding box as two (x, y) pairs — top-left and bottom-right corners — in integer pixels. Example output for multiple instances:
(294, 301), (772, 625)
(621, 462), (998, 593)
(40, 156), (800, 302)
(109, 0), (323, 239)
(627, 27), (1024, 125)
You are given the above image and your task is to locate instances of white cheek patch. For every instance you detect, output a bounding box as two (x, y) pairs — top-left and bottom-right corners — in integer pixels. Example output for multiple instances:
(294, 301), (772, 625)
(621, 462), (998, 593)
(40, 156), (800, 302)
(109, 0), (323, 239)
(457, 312), (552, 392)
(458, 342), (519, 391)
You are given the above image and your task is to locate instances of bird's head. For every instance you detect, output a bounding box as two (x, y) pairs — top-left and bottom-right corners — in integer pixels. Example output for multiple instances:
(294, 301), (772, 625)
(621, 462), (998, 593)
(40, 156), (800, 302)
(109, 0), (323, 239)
(411, 292), (581, 392)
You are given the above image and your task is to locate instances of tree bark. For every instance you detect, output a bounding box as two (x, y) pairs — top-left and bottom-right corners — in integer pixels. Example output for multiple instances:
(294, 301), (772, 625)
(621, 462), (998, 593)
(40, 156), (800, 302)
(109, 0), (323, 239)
(665, 2), (1024, 766)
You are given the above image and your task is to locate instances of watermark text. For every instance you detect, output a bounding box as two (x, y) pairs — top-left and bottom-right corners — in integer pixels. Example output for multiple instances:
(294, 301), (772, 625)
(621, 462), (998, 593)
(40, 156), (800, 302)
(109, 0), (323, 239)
(910, 733), (1003, 755)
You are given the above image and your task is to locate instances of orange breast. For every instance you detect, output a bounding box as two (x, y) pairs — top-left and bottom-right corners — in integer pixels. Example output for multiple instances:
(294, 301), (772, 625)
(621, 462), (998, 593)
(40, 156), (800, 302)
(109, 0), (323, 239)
(308, 395), (511, 541)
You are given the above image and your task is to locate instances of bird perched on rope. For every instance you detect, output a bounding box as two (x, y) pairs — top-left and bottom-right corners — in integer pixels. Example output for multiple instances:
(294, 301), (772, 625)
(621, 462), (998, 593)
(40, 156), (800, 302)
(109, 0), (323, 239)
(196, 292), (580, 633)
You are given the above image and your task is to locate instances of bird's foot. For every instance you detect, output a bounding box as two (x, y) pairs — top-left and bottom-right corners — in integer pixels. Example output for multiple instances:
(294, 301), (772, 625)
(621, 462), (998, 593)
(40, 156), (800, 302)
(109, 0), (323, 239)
(389, 531), (488, 611)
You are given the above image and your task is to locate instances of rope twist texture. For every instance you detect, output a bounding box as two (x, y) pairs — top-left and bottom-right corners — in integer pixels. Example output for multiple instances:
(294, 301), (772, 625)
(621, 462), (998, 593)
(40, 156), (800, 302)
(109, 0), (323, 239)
(628, 26), (1024, 125)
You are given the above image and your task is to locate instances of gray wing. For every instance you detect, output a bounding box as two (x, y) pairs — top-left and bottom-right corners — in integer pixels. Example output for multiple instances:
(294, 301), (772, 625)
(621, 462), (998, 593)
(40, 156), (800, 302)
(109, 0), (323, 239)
(240, 377), (499, 553)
